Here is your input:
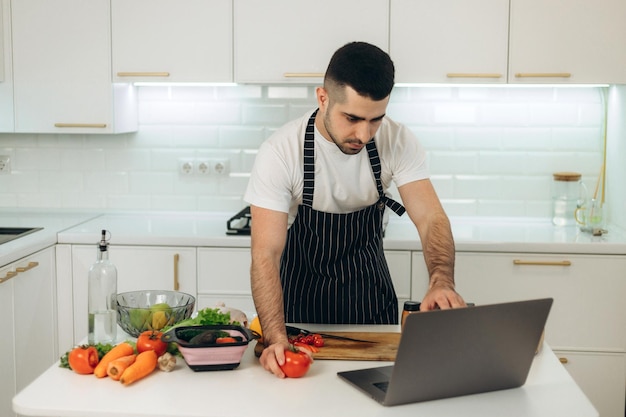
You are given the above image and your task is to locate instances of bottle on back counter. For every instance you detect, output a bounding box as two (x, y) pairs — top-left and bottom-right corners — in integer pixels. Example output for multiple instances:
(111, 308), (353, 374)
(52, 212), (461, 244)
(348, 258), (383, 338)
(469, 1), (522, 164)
(88, 230), (117, 344)
(401, 301), (421, 329)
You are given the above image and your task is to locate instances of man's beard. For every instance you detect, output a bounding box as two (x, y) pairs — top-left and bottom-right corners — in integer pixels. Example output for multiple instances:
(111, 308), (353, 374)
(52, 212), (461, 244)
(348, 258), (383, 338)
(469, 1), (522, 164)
(323, 112), (368, 155)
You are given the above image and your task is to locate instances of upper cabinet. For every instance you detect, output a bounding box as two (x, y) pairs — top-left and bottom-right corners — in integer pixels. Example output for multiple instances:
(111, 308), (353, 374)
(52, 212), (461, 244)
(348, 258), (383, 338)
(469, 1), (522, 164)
(390, 0), (509, 84)
(234, 0), (389, 84)
(0, 0), (4, 83)
(509, 0), (626, 84)
(0, 0), (13, 132)
(11, 0), (137, 134)
(111, 0), (232, 83)
(391, 0), (626, 85)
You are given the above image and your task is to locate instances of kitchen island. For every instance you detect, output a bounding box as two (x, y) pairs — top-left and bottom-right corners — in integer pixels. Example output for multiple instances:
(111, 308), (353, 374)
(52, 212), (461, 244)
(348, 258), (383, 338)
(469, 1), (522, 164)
(2, 210), (623, 416)
(13, 325), (597, 417)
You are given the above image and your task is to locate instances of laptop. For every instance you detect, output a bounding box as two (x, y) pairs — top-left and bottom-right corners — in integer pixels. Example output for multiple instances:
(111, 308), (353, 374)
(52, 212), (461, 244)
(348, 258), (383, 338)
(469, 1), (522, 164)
(337, 298), (553, 406)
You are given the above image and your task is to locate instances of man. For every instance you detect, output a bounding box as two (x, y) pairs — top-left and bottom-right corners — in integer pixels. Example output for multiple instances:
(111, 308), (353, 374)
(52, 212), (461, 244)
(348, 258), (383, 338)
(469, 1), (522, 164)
(244, 41), (465, 377)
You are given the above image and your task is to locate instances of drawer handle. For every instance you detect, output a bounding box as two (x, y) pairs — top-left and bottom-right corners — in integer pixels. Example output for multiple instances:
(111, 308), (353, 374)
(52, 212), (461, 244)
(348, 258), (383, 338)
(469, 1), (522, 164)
(54, 123), (107, 128)
(514, 72), (572, 78)
(283, 72), (325, 78)
(117, 71), (170, 77)
(16, 261), (39, 273)
(173, 254), (180, 291)
(0, 270), (18, 284)
(559, 357), (569, 364)
(513, 260), (572, 266)
(446, 73), (502, 79)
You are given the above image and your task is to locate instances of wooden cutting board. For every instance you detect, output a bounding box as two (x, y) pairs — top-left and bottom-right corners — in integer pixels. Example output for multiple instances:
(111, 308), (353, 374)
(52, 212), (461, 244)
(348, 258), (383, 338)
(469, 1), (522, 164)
(254, 332), (401, 361)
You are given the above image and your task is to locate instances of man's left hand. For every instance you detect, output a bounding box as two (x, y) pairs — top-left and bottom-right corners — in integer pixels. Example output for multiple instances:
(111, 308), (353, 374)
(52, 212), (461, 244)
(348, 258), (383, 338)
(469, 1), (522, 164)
(420, 282), (466, 311)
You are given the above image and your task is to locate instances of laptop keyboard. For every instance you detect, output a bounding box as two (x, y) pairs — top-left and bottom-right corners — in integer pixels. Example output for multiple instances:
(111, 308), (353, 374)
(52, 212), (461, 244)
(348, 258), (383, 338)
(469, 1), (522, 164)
(373, 381), (389, 392)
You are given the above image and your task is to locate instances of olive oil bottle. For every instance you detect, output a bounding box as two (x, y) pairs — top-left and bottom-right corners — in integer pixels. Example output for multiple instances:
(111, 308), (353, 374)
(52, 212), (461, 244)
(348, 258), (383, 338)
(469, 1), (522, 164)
(88, 230), (117, 344)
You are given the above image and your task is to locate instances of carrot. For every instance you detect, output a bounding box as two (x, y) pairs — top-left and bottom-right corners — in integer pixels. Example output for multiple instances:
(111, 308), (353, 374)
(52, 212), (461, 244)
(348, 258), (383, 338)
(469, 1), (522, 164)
(119, 350), (158, 386)
(106, 354), (137, 381)
(93, 342), (135, 378)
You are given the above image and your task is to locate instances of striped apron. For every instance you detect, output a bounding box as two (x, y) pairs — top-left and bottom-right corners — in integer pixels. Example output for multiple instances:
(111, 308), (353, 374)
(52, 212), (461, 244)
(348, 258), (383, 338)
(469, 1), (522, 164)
(280, 110), (406, 324)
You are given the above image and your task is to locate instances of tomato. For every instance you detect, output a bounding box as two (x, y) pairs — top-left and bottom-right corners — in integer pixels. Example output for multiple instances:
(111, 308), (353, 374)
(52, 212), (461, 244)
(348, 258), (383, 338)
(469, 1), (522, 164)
(280, 345), (312, 378)
(68, 345), (99, 375)
(312, 334), (324, 348)
(216, 337), (238, 344)
(137, 330), (168, 357)
(293, 341), (319, 353)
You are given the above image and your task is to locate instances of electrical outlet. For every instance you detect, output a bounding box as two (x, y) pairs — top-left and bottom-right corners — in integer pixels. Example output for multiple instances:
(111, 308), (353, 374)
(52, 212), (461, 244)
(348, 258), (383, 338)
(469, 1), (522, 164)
(195, 160), (210, 175)
(0, 156), (11, 174)
(178, 159), (194, 175)
(212, 159), (230, 176)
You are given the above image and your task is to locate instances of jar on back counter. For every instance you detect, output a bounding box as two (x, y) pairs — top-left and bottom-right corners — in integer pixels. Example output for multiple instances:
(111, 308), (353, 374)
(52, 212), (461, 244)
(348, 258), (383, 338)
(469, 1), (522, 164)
(551, 172), (587, 226)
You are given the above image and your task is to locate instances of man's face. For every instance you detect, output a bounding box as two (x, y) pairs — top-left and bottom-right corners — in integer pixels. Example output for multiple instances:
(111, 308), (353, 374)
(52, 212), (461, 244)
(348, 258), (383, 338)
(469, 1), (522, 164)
(316, 85), (390, 155)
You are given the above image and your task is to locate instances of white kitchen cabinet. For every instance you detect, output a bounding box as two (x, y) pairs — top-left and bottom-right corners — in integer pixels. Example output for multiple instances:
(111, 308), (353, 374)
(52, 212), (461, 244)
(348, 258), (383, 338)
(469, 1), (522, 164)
(69, 245), (197, 344)
(390, 0), (509, 84)
(0, 0), (3, 82)
(385, 250), (412, 313)
(423, 251), (626, 417)
(453, 252), (626, 350)
(553, 350), (626, 417)
(509, 0), (626, 84)
(11, 0), (137, 134)
(13, 247), (57, 390)
(0, 0), (13, 132)
(0, 247), (56, 417)
(0, 262), (16, 417)
(234, 0), (389, 83)
(197, 247), (253, 312)
(111, 0), (232, 83)
(410, 252), (430, 300)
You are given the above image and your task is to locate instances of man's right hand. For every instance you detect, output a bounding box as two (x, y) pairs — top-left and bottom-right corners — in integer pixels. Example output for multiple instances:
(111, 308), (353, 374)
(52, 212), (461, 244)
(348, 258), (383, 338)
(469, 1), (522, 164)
(259, 341), (290, 378)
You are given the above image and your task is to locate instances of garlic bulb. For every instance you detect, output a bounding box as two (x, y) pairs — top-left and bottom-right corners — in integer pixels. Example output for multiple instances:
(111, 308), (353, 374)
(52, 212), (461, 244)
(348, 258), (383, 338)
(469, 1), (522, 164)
(215, 302), (249, 327)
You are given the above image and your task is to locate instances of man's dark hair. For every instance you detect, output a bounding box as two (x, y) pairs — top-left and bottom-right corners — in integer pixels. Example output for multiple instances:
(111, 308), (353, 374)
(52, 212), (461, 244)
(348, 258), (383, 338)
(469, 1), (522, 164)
(324, 41), (395, 101)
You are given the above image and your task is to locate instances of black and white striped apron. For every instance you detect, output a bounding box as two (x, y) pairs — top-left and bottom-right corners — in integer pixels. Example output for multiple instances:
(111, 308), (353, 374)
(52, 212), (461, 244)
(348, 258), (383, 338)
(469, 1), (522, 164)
(280, 110), (406, 324)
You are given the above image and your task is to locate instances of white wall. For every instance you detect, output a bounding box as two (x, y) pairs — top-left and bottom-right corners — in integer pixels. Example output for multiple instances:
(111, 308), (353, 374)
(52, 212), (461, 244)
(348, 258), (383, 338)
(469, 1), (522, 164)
(0, 85), (607, 220)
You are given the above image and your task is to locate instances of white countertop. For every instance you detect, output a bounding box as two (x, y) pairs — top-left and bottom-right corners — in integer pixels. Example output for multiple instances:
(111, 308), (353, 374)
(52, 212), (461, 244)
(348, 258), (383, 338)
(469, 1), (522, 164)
(13, 326), (597, 417)
(58, 211), (626, 255)
(2, 210), (625, 269)
(0, 211), (100, 267)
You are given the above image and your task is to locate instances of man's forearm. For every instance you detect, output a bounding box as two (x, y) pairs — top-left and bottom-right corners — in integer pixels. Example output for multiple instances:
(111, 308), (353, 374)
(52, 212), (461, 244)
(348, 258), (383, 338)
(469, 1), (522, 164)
(421, 211), (456, 289)
(250, 258), (288, 346)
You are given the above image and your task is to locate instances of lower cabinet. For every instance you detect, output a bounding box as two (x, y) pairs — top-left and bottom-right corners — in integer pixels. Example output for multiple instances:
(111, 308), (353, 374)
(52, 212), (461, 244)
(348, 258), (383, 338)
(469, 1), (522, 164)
(553, 350), (626, 417)
(0, 259), (16, 417)
(385, 250), (412, 314)
(197, 247), (254, 313)
(0, 247), (56, 417)
(411, 251), (626, 417)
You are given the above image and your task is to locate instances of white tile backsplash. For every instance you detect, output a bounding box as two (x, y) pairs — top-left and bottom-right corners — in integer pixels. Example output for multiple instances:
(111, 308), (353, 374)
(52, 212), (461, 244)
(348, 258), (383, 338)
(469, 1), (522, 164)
(0, 85), (611, 220)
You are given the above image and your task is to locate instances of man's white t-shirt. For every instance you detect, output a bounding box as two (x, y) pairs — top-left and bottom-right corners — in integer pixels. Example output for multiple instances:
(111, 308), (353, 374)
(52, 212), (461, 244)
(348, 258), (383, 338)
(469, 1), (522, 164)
(244, 110), (430, 226)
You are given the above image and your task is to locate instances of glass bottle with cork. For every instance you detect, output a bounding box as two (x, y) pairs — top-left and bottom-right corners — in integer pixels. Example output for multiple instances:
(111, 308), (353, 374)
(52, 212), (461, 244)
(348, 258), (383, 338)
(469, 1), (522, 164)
(551, 172), (587, 226)
(88, 230), (118, 344)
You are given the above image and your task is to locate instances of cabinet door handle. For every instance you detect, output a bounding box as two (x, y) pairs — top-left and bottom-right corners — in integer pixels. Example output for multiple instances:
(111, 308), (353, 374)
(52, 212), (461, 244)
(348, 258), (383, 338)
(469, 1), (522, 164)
(0, 270), (18, 284)
(282, 72), (325, 78)
(513, 259), (572, 266)
(559, 357), (569, 364)
(173, 254), (180, 291)
(116, 71), (170, 77)
(54, 123), (107, 128)
(446, 73), (502, 79)
(514, 72), (572, 78)
(16, 261), (39, 273)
